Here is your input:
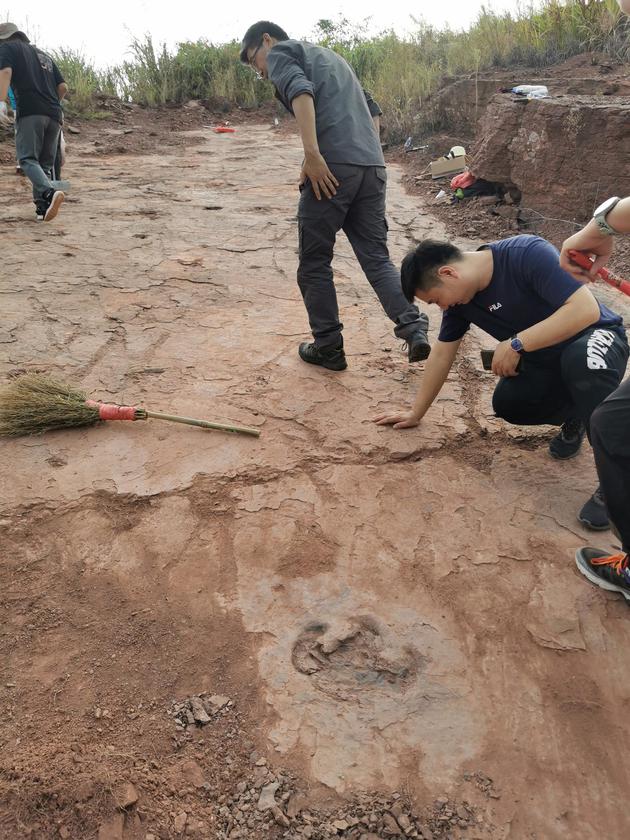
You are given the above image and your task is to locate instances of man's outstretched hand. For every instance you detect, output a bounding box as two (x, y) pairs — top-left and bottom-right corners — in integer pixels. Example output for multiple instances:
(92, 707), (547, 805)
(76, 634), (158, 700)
(373, 410), (420, 429)
(300, 151), (339, 200)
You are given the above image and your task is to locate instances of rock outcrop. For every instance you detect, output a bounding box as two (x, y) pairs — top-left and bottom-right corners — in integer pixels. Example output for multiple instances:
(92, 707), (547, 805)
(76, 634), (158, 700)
(470, 95), (630, 220)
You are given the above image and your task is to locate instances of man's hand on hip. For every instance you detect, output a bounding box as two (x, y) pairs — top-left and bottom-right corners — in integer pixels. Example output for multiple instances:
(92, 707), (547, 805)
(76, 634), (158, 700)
(302, 151), (339, 200)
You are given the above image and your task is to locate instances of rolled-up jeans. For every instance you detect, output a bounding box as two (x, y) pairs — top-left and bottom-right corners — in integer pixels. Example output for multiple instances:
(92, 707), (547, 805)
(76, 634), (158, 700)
(15, 114), (64, 201)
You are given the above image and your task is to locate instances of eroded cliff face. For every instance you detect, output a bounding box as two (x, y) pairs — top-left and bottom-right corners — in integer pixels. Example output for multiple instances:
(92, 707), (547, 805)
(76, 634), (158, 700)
(470, 95), (630, 219)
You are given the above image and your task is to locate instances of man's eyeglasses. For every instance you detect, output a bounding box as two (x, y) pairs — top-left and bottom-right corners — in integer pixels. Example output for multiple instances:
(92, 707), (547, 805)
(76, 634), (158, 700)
(248, 41), (263, 79)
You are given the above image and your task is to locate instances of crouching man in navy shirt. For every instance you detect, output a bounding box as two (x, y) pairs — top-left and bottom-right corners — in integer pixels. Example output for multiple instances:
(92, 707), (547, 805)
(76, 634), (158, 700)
(374, 235), (628, 530)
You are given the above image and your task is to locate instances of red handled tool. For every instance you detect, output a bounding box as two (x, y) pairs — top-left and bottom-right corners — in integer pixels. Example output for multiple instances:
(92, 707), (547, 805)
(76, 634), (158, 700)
(568, 250), (630, 298)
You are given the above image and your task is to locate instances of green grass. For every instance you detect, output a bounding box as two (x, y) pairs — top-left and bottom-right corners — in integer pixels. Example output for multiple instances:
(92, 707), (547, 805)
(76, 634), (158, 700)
(52, 0), (629, 130)
(51, 48), (118, 117)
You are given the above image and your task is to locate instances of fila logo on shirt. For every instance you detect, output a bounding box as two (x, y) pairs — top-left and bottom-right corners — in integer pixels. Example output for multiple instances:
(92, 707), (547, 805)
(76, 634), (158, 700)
(488, 302), (502, 312)
(586, 329), (615, 370)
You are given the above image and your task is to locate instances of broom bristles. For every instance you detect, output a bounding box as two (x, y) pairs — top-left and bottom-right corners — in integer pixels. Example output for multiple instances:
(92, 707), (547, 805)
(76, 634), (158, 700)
(0, 374), (101, 436)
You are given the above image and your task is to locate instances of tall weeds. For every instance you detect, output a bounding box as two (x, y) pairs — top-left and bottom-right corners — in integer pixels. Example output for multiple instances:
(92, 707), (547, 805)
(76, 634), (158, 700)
(51, 48), (117, 116)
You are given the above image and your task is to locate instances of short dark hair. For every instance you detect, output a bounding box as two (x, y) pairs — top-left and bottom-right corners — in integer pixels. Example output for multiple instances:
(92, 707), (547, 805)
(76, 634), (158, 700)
(400, 240), (463, 302)
(239, 21), (290, 63)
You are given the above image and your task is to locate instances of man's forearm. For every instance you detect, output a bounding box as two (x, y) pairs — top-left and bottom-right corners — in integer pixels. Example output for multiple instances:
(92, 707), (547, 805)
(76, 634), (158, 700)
(519, 286), (601, 352)
(291, 93), (319, 156)
(0, 68), (12, 104)
(604, 197), (630, 234)
(372, 115), (380, 136)
(572, 199), (630, 246)
(410, 339), (460, 420)
(559, 196), (630, 278)
(57, 82), (68, 101)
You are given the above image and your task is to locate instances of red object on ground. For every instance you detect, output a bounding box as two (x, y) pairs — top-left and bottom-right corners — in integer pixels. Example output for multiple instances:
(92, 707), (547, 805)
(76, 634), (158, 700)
(85, 400), (138, 421)
(213, 127), (236, 133)
(450, 171), (475, 190)
(567, 250), (630, 298)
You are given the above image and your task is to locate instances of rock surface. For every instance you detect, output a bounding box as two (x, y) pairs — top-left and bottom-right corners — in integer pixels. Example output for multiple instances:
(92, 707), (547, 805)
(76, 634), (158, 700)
(1, 113), (629, 840)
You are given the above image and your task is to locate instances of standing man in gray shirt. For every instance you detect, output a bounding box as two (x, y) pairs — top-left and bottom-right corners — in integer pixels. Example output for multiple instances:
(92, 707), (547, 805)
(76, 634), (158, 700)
(240, 21), (430, 371)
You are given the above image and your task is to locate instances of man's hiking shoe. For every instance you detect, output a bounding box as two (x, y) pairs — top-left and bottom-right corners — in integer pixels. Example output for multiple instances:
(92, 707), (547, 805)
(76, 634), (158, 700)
(405, 329), (431, 363)
(43, 189), (65, 222)
(578, 486), (609, 531)
(575, 547), (630, 601)
(549, 417), (585, 460)
(298, 341), (347, 371)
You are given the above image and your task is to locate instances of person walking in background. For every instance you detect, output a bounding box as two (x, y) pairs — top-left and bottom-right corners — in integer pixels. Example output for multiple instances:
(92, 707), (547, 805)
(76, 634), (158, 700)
(0, 22), (67, 221)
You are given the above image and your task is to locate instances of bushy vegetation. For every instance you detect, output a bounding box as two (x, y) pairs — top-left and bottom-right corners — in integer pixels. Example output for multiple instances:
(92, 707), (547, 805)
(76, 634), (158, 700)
(52, 0), (629, 131)
(50, 49), (118, 117)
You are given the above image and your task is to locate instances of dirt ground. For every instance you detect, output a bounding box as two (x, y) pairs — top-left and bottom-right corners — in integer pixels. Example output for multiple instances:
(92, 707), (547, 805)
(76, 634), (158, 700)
(2, 107), (630, 840)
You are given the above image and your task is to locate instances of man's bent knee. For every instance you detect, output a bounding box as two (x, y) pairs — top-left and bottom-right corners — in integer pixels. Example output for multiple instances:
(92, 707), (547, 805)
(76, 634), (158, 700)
(492, 390), (519, 423)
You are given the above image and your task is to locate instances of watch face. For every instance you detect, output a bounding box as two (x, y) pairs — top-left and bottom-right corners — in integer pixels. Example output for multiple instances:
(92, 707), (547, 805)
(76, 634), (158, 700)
(594, 196), (619, 217)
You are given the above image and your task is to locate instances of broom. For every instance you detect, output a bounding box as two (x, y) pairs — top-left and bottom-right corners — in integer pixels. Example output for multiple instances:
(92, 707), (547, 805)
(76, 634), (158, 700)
(0, 374), (260, 438)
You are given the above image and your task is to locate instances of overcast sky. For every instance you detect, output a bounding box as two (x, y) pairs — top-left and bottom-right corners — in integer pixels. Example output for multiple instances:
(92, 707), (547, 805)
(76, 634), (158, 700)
(7, 1), (522, 66)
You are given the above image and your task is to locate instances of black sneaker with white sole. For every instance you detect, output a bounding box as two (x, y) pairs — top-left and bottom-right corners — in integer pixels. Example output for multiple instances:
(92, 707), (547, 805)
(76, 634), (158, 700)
(578, 486), (609, 531)
(405, 329), (431, 363)
(549, 417), (585, 460)
(298, 341), (347, 371)
(575, 547), (630, 601)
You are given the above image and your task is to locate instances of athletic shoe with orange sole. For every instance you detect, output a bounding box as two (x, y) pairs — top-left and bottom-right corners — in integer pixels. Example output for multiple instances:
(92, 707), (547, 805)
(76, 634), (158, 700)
(575, 547), (630, 601)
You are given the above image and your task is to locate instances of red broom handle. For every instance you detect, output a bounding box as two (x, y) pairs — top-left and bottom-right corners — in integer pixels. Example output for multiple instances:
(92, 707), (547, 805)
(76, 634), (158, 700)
(86, 400), (137, 420)
(568, 250), (630, 298)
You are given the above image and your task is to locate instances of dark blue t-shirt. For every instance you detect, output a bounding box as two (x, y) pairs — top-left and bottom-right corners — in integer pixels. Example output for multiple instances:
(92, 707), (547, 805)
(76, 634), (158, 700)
(438, 235), (623, 349)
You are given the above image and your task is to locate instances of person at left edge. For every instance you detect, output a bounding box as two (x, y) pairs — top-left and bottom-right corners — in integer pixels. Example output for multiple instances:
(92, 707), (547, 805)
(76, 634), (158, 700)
(0, 22), (67, 221)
